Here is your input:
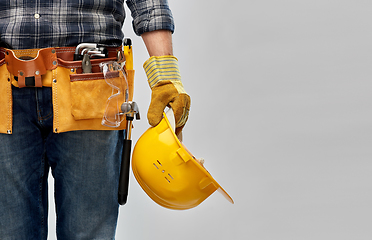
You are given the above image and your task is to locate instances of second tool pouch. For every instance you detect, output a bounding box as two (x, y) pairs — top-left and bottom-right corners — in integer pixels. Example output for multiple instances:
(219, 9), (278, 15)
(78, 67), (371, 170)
(53, 56), (134, 133)
(70, 72), (114, 121)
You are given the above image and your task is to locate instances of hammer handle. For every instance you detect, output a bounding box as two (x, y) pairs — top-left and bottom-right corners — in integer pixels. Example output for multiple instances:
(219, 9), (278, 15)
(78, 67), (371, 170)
(118, 139), (132, 205)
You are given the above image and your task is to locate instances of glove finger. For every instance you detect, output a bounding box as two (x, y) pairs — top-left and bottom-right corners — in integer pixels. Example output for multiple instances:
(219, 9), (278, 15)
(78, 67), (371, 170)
(147, 94), (169, 127)
(147, 83), (179, 126)
(169, 93), (190, 129)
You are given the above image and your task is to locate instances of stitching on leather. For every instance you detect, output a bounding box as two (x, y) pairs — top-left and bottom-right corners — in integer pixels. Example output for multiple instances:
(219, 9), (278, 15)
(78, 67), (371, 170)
(7, 73), (12, 133)
(52, 68), (59, 132)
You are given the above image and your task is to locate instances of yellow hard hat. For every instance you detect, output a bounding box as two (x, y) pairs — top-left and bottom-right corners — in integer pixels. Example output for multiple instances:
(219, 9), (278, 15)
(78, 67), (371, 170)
(132, 109), (234, 210)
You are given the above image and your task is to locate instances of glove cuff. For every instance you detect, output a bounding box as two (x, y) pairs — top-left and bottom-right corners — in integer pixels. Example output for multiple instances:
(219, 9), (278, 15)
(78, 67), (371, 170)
(143, 55), (186, 94)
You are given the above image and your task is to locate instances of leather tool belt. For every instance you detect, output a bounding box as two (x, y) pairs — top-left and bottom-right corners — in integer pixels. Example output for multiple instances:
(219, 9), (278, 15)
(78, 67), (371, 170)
(0, 46), (135, 134)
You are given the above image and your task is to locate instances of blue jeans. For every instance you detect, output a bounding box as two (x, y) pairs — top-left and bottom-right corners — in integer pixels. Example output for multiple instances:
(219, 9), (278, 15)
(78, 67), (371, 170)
(0, 87), (123, 239)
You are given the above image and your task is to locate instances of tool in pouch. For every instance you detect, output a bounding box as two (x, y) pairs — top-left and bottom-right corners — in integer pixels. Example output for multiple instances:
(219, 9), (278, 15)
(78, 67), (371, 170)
(86, 39), (139, 205)
(74, 43), (109, 73)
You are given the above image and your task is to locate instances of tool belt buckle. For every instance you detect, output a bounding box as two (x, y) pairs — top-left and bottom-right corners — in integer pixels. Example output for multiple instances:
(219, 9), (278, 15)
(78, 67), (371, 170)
(5, 48), (58, 88)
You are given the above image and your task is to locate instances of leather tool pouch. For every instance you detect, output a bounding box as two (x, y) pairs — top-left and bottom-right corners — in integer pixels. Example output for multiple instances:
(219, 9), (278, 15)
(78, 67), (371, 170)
(5, 48), (58, 88)
(0, 62), (12, 134)
(52, 58), (134, 133)
(0, 47), (134, 134)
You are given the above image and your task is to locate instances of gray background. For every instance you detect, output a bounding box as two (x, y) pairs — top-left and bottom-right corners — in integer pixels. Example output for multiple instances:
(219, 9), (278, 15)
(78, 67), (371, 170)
(49, 1), (372, 239)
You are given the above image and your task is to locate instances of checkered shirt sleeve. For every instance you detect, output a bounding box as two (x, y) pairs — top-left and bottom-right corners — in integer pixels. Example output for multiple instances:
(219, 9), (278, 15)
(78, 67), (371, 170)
(126, 0), (175, 36)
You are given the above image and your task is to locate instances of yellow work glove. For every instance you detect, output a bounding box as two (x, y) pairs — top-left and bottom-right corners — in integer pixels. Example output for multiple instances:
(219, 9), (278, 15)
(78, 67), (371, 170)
(144, 55), (190, 134)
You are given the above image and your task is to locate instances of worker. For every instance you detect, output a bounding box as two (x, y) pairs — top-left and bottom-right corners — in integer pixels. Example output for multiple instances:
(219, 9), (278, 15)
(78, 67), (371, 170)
(0, 0), (190, 239)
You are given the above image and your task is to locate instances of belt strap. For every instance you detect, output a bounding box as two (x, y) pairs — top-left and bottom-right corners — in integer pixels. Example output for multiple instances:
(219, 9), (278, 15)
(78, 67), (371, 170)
(1, 46), (122, 88)
(54, 46), (122, 61)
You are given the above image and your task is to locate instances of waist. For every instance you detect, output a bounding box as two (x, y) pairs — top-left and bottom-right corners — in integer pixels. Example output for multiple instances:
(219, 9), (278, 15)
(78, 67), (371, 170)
(0, 46), (124, 88)
(0, 46), (122, 62)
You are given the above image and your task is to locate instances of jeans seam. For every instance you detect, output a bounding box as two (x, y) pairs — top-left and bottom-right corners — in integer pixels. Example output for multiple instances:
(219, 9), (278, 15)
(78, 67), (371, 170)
(35, 88), (53, 127)
(37, 110), (53, 122)
(39, 153), (47, 239)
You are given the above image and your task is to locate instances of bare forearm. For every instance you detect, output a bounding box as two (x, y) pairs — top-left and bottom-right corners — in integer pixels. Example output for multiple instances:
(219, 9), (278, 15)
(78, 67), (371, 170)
(141, 30), (173, 57)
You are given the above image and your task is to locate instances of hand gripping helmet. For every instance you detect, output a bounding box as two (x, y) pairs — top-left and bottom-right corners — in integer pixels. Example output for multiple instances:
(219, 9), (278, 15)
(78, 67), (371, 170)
(132, 109), (234, 210)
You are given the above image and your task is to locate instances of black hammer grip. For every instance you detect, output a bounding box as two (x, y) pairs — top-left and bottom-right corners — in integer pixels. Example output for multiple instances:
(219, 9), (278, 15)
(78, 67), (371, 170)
(118, 139), (132, 205)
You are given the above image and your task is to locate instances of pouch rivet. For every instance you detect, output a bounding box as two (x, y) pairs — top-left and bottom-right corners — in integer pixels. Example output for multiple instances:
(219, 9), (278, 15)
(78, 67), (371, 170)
(35, 71), (40, 75)
(53, 60), (57, 65)
(20, 71), (24, 76)
(71, 69), (75, 72)
(51, 49), (56, 54)
(7, 130), (11, 134)
(54, 128), (58, 133)
(53, 79), (57, 83)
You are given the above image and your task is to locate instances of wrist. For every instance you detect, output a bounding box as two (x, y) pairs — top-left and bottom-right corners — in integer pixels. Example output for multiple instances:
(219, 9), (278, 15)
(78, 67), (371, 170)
(143, 56), (183, 92)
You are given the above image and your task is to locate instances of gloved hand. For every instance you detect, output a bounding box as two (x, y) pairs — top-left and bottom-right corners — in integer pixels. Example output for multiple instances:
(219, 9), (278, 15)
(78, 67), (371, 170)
(144, 55), (190, 134)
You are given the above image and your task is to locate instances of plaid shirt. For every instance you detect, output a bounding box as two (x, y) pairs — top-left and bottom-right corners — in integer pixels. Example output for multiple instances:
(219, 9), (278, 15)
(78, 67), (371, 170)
(0, 0), (174, 49)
